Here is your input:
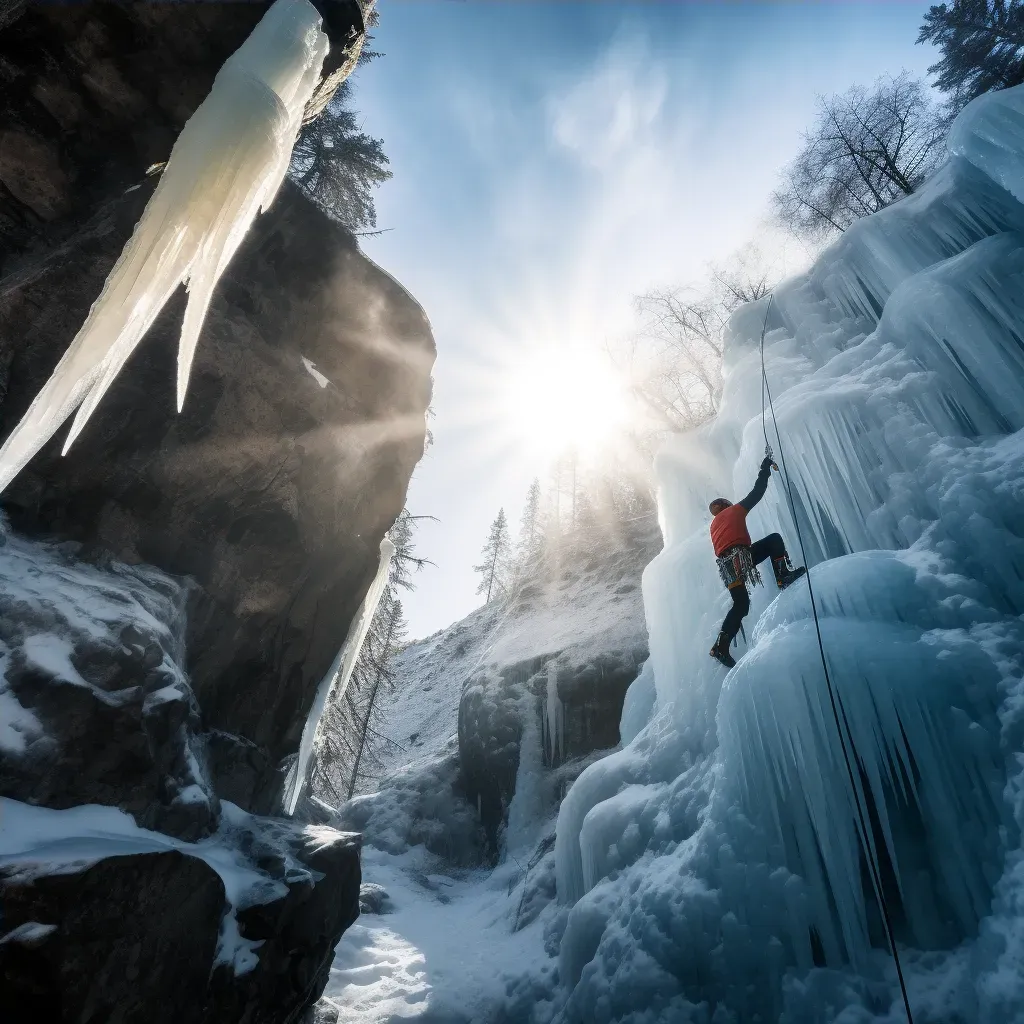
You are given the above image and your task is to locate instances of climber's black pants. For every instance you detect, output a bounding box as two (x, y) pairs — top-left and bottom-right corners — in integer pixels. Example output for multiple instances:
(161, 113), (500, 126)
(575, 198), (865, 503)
(719, 533), (786, 643)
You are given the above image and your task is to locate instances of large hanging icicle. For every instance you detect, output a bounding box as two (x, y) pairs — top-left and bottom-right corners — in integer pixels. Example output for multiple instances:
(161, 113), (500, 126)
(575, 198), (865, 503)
(0, 0), (329, 494)
(284, 536), (395, 816)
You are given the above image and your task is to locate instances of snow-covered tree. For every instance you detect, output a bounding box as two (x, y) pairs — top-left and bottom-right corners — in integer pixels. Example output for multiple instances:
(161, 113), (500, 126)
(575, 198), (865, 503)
(474, 509), (512, 603)
(517, 480), (544, 567)
(772, 73), (945, 240)
(919, 0), (1024, 115)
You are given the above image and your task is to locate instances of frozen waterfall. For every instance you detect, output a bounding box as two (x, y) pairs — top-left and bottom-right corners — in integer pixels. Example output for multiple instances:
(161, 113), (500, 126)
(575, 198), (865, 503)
(0, 0), (329, 494)
(553, 83), (1024, 1023)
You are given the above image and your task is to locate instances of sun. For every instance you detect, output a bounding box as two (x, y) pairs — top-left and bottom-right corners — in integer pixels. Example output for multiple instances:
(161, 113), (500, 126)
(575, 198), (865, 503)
(501, 345), (630, 463)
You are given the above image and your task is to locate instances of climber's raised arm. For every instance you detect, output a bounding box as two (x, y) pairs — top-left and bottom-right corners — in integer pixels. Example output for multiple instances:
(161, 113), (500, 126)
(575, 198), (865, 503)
(738, 456), (773, 512)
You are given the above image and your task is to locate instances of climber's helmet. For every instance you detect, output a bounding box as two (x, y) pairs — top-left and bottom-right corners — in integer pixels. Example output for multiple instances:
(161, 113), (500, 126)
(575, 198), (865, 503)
(708, 498), (732, 516)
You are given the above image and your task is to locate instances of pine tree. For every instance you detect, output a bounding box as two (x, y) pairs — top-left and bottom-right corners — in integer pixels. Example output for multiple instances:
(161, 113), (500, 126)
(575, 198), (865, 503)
(290, 81), (392, 231)
(474, 509), (511, 603)
(517, 480), (544, 571)
(919, 1), (1024, 115)
(343, 595), (407, 799)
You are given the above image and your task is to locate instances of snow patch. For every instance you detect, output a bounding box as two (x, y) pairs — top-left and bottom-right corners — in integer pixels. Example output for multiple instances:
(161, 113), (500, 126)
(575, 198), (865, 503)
(301, 355), (331, 388)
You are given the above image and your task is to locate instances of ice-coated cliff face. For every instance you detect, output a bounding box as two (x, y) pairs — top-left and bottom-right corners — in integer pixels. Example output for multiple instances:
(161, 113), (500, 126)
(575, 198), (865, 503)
(553, 85), (1024, 1023)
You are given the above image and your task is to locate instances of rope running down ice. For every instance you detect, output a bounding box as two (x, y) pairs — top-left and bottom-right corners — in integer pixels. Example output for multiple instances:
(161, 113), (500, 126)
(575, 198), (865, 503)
(757, 294), (915, 1024)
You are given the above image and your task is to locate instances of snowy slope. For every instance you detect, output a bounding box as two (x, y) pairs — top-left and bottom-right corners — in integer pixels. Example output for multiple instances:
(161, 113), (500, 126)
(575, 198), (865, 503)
(323, 534), (655, 1022)
(374, 539), (653, 783)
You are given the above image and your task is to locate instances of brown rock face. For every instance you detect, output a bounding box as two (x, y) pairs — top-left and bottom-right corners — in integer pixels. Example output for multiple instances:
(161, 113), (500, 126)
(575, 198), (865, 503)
(0, 1), (269, 262)
(0, 1), (436, 809)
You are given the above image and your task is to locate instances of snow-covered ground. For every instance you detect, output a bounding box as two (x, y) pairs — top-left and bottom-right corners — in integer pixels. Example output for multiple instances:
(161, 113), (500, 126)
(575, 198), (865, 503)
(324, 844), (558, 1023)
(322, 533), (654, 1021)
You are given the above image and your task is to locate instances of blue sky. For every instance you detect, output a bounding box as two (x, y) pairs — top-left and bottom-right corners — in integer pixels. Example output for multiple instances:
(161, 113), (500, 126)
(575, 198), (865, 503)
(355, 0), (939, 640)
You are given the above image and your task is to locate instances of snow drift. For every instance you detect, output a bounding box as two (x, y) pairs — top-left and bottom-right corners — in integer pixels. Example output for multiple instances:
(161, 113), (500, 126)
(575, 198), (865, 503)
(552, 84), (1024, 1023)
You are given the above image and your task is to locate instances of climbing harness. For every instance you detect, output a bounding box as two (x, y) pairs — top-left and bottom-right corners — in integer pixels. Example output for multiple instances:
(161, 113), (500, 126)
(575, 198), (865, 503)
(758, 295), (916, 1024)
(716, 545), (763, 591)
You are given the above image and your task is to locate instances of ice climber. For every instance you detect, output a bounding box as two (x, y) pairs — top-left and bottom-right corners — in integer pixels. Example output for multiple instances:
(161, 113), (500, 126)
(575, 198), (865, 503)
(708, 455), (806, 668)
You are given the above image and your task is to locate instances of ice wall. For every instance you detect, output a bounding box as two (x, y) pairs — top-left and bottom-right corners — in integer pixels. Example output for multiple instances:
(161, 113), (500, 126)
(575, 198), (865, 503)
(553, 84), (1024, 1023)
(0, 0), (329, 494)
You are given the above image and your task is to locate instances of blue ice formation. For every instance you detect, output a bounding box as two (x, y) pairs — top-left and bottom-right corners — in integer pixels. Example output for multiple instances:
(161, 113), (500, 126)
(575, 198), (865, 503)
(553, 83), (1024, 1023)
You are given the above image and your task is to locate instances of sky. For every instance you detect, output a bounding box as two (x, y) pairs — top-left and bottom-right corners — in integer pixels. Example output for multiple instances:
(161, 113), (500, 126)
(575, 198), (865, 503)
(354, 0), (940, 641)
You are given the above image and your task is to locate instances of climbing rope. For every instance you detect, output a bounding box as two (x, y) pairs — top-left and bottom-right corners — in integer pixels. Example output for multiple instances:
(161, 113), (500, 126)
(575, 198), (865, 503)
(757, 295), (916, 1024)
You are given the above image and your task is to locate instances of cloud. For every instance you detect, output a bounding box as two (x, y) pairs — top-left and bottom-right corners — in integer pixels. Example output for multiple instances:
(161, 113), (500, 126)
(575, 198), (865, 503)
(548, 36), (669, 169)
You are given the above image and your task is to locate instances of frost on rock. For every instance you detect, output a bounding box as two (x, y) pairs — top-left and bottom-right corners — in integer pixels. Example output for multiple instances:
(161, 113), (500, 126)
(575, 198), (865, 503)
(551, 83), (1024, 1023)
(0, 0), (329, 494)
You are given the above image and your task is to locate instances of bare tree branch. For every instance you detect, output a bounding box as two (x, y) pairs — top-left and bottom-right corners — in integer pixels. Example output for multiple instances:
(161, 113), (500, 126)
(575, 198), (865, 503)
(772, 73), (945, 241)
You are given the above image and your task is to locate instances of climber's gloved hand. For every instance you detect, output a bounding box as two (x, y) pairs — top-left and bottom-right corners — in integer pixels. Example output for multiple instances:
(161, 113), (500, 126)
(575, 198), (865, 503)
(760, 455), (773, 474)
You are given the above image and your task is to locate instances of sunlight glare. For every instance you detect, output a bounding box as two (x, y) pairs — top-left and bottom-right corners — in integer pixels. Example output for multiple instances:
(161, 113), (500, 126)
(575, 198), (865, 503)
(503, 345), (629, 463)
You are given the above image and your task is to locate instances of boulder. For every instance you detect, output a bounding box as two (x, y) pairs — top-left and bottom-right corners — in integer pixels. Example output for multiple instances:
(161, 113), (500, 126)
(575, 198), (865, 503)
(0, 530), (219, 840)
(0, 815), (361, 1024)
(0, 850), (225, 1024)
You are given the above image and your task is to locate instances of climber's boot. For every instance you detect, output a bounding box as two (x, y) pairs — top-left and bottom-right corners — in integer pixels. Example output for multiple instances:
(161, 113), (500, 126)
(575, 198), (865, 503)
(709, 632), (736, 669)
(772, 555), (806, 590)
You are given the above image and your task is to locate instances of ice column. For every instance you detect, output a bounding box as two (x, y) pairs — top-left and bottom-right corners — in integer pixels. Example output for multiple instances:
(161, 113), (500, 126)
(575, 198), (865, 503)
(0, 0), (329, 494)
(284, 536), (395, 815)
(545, 661), (563, 766)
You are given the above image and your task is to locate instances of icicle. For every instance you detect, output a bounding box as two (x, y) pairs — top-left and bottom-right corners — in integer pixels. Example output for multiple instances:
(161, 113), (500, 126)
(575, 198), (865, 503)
(545, 661), (562, 766)
(284, 536), (395, 815)
(0, 0), (329, 494)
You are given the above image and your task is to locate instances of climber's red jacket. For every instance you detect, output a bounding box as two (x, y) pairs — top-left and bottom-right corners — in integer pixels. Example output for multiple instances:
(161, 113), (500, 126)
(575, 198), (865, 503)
(711, 504), (751, 557)
(710, 459), (772, 557)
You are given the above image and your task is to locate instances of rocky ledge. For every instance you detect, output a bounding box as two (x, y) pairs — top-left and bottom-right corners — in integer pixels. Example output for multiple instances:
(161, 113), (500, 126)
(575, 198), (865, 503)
(0, 525), (361, 1023)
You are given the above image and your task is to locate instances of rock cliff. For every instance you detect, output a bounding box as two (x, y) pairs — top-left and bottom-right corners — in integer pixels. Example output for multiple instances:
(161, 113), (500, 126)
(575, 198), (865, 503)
(0, 2), (434, 1021)
(0, 0), (435, 811)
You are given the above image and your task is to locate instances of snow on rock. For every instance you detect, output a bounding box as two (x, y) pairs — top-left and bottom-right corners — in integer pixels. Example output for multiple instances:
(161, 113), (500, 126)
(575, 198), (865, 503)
(302, 355), (332, 388)
(0, 797), (278, 973)
(0, 526), (365, 1020)
(547, 83), (1024, 1023)
(379, 539), (653, 781)
(0, 521), (219, 839)
(339, 738), (487, 867)
(0, 794), (361, 1022)
(364, 536), (654, 864)
(0, 0), (328, 494)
